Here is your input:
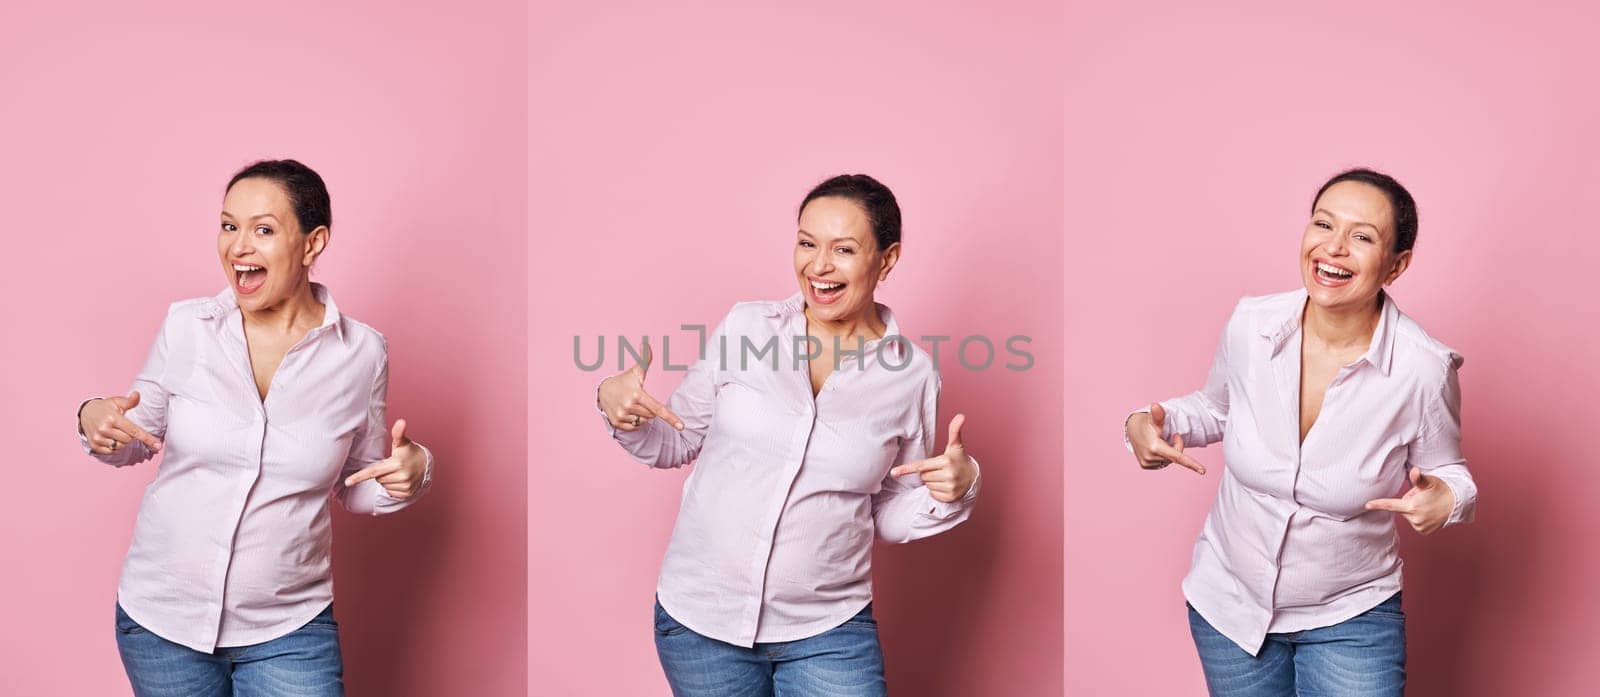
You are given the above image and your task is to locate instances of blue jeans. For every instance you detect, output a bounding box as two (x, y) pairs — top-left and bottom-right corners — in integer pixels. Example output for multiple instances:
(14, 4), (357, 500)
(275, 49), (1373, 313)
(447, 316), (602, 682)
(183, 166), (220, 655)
(115, 602), (344, 697)
(654, 599), (888, 697)
(1189, 593), (1405, 697)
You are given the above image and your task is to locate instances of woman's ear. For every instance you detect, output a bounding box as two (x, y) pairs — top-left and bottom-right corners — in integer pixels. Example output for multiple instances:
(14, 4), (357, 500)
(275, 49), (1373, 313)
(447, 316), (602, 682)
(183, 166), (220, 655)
(878, 241), (901, 282)
(303, 226), (330, 267)
(1384, 248), (1413, 286)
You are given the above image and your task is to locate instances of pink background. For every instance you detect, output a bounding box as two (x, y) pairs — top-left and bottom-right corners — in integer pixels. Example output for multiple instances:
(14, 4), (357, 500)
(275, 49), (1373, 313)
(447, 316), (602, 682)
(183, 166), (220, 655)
(1064, 2), (1598, 694)
(0, 2), (527, 696)
(530, 2), (1063, 695)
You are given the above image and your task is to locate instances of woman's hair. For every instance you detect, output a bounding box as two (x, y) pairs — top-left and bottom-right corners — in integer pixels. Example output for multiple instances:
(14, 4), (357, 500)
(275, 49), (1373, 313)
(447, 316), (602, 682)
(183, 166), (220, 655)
(1312, 168), (1417, 253)
(798, 174), (902, 251)
(226, 159), (332, 233)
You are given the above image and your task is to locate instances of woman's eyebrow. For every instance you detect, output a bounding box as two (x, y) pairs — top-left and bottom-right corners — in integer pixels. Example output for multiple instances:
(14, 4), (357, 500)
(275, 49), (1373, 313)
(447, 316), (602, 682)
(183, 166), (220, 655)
(1313, 208), (1378, 230)
(220, 212), (281, 222)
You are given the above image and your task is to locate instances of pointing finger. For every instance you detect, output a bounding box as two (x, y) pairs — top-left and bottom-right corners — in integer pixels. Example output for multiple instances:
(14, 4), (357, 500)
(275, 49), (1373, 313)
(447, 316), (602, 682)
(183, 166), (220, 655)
(1170, 452), (1206, 475)
(345, 461), (403, 487)
(1365, 497), (1410, 514)
(890, 459), (939, 478)
(637, 391), (684, 431)
(115, 415), (163, 452)
(917, 468), (956, 484)
(1152, 440), (1205, 475)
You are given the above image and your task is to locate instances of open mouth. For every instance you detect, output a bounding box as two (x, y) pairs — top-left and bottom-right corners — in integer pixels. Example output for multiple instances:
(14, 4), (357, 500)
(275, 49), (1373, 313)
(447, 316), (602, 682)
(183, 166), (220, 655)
(1312, 260), (1354, 287)
(808, 278), (846, 305)
(233, 263), (267, 294)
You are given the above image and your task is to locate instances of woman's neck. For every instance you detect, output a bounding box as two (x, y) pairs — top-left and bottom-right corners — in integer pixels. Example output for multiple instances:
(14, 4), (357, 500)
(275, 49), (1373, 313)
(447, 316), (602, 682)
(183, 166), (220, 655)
(1302, 293), (1381, 351)
(805, 303), (886, 345)
(243, 282), (325, 335)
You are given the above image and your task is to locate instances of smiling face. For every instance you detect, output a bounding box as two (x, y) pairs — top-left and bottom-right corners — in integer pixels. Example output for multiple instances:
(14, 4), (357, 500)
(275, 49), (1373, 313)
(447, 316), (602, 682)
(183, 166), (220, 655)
(794, 196), (899, 324)
(1300, 180), (1412, 313)
(218, 177), (327, 312)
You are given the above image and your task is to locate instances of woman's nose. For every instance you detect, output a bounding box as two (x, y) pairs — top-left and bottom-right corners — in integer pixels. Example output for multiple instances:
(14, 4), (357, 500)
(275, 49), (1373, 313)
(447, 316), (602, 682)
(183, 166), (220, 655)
(1324, 233), (1347, 255)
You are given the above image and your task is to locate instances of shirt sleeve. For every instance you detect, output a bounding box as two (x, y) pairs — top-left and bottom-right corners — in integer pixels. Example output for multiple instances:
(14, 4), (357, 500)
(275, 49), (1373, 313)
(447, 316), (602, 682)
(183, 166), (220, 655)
(1409, 355), (1475, 526)
(873, 373), (979, 544)
(598, 313), (728, 469)
(335, 349), (433, 515)
(78, 306), (174, 467)
(1124, 301), (1236, 453)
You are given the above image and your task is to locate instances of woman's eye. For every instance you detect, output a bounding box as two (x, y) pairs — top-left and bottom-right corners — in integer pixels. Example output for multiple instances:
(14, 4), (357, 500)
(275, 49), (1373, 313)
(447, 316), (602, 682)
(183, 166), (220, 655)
(221, 223), (236, 232)
(255, 226), (273, 236)
(1354, 234), (1372, 243)
(798, 240), (814, 248)
(1315, 221), (1332, 229)
(836, 247), (854, 255)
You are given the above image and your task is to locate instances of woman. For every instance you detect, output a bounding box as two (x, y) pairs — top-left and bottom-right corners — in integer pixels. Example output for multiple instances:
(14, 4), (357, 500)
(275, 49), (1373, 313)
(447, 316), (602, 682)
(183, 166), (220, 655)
(1123, 168), (1477, 696)
(76, 159), (434, 697)
(596, 174), (981, 696)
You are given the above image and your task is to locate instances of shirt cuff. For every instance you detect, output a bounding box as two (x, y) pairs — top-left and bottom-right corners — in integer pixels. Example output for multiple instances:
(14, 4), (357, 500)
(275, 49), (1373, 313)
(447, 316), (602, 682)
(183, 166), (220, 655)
(1434, 470), (1476, 526)
(596, 397), (619, 437)
(415, 441), (436, 493)
(76, 398), (96, 453)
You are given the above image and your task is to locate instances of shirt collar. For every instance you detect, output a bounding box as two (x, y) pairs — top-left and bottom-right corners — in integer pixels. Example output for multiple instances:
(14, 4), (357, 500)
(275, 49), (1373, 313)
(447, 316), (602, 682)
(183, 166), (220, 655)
(766, 292), (905, 360)
(197, 282), (346, 343)
(1260, 288), (1397, 375)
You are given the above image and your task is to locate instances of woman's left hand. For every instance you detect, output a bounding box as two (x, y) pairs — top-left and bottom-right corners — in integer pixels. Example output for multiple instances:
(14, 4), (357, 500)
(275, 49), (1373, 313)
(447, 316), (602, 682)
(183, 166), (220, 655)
(889, 414), (977, 503)
(1365, 467), (1455, 534)
(344, 419), (428, 499)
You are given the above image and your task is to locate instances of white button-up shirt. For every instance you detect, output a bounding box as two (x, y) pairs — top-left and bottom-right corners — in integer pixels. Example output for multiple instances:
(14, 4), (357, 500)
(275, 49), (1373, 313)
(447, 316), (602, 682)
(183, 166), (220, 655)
(1133, 289), (1476, 654)
(84, 284), (432, 651)
(605, 294), (979, 647)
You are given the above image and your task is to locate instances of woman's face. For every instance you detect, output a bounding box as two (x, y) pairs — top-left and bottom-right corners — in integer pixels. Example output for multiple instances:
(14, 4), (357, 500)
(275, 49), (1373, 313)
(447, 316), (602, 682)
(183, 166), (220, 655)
(1299, 180), (1411, 314)
(794, 196), (899, 324)
(217, 177), (326, 313)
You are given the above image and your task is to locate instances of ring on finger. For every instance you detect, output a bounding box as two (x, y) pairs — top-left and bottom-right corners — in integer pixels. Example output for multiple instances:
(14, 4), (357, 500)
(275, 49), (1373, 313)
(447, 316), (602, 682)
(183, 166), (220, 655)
(631, 414), (640, 427)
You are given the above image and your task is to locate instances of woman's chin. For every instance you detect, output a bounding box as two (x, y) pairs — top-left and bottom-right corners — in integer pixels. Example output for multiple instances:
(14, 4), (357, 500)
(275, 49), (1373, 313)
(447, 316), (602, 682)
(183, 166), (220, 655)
(806, 297), (857, 320)
(233, 290), (278, 312)
(1305, 284), (1379, 312)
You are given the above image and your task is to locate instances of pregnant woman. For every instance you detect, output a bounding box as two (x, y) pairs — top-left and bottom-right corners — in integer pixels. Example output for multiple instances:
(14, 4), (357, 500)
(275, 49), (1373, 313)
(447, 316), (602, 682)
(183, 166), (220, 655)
(76, 159), (434, 697)
(596, 174), (981, 696)
(1123, 168), (1477, 696)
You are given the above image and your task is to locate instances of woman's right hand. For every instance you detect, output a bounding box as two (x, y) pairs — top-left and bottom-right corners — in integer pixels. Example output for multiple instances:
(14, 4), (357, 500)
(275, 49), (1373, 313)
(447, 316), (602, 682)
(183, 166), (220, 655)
(1126, 403), (1204, 475)
(79, 391), (163, 455)
(598, 342), (684, 432)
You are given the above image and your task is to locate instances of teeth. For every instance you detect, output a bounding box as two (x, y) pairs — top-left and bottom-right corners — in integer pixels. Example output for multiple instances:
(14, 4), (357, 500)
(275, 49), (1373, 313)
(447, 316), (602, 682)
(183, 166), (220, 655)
(232, 264), (263, 272)
(1316, 262), (1352, 277)
(811, 280), (843, 290)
